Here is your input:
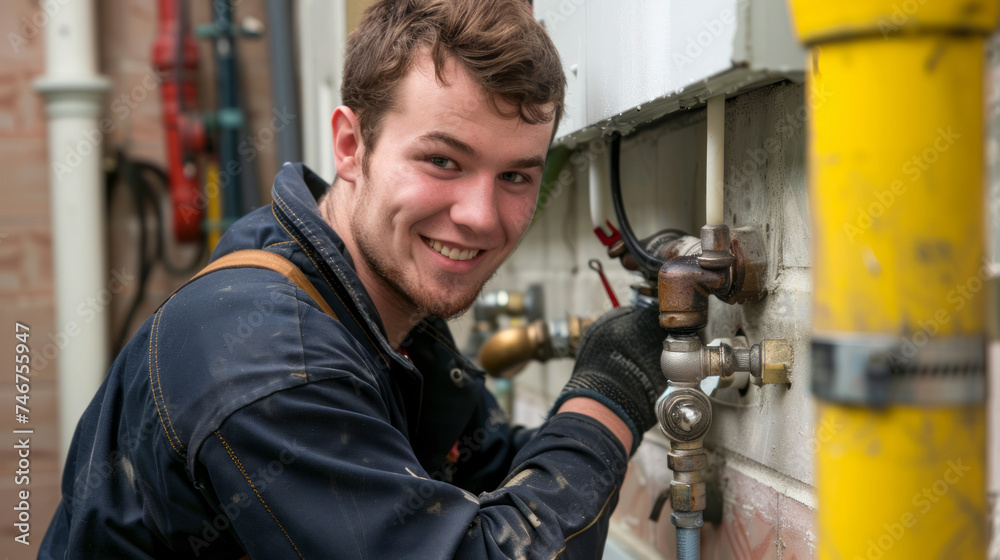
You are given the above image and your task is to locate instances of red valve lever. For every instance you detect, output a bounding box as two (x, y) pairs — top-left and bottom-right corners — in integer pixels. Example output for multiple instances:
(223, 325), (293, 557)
(593, 220), (621, 247)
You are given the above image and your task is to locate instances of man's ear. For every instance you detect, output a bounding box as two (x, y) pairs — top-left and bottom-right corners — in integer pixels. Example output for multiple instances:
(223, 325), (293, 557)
(331, 106), (363, 183)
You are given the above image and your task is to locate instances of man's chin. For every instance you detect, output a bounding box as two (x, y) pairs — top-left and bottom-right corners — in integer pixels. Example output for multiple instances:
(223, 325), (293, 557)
(413, 284), (482, 320)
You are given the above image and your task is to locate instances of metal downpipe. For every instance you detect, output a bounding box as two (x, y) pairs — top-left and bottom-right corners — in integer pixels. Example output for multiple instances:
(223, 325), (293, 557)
(788, 1), (998, 558)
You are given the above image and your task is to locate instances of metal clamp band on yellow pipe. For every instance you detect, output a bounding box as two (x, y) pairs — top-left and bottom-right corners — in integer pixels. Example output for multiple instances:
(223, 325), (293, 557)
(787, 1), (998, 558)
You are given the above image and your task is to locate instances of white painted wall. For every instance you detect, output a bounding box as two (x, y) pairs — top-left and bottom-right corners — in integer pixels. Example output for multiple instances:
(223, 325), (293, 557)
(452, 81), (815, 487)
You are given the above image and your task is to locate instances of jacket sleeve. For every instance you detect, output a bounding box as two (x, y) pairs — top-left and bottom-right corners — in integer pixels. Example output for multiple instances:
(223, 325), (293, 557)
(195, 374), (630, 559)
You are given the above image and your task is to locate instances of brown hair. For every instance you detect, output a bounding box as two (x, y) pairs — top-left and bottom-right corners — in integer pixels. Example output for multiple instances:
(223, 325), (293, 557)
(342, 0), (565, 170)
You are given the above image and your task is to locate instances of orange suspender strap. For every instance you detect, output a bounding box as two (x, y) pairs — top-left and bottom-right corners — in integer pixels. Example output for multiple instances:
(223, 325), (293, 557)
(165, 250), (337, 560)
(186, 249), (339, 321)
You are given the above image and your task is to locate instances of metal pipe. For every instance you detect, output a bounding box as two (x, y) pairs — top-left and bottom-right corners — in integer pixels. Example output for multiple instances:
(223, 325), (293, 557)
(705, 95), (724, 226)
(478, 320), (550, 378)
(788, 1), (997, 557)
(676, 525), (700, 560)
(33, 0), (111, 464)
(265, 0), (302, 166)
(212, 0), (243, 221)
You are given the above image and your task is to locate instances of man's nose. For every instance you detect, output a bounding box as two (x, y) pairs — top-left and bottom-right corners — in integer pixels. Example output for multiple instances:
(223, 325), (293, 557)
(450, 173), (501, 235)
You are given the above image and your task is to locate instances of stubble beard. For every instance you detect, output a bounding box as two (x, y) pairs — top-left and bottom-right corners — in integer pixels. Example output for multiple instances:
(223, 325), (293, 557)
(350, 181), (488, 321)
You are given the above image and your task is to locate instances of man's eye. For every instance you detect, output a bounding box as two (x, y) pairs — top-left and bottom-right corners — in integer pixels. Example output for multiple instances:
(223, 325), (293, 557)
(500, 171), (528, 184)
(429, 157), (457, 169)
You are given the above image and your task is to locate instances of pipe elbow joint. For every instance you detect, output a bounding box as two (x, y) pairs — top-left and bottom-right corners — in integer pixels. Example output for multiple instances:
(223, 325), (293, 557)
(657, 255), (729, 331)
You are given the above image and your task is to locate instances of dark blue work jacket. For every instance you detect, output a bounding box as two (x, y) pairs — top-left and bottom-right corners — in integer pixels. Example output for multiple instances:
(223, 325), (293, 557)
(40, 163), (629, 559)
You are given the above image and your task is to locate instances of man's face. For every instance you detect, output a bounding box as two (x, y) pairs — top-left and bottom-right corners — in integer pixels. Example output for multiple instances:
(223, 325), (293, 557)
(348, 51), (554, 320)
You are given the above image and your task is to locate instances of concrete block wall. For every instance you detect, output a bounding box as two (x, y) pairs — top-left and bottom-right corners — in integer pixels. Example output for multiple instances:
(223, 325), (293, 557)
(453, 81), (819, 558)
(0, 1), (277, 555)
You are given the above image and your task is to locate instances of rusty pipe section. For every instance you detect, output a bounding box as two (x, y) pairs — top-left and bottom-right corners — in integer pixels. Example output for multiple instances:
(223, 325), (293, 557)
(658, 224), (767, 332)
(658, 256), (729, 331)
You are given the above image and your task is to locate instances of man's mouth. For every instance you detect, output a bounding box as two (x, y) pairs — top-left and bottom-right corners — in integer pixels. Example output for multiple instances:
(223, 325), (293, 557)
(425, 237), (481, 261)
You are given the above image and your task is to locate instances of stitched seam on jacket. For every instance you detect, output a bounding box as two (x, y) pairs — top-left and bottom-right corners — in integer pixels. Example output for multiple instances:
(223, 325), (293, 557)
(270, 196), (389, 367)
(215, 431), (305, 559)
(548, 484), (618, 560)
(148, 308), (187, 458)
(263, 240), (297, 249)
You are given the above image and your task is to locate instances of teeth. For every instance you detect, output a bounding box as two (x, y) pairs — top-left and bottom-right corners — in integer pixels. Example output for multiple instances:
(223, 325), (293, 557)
(426, 238), (480, 261)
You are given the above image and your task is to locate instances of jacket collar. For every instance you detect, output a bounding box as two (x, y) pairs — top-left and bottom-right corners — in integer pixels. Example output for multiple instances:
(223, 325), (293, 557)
(214, 163), (487, 459)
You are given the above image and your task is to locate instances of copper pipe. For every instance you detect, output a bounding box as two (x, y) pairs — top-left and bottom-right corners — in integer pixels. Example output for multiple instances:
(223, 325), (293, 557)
(478, 320), (551, 378)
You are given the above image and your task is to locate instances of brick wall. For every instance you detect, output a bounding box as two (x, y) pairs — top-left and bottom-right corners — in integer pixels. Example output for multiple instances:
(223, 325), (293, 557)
(0, 0), (277, 555)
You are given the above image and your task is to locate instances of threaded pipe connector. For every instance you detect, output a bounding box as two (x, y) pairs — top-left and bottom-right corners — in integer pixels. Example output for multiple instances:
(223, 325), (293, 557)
(734, 349), (750, 372)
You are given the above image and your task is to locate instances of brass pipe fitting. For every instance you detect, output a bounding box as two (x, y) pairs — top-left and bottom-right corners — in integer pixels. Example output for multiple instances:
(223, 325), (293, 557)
(477, 316), (595, 378)
(478, 319), (551, 378)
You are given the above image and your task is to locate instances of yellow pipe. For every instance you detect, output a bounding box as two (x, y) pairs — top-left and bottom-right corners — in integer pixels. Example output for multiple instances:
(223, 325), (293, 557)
(787, 1), (997, 558)
(206, 160), (223, 252)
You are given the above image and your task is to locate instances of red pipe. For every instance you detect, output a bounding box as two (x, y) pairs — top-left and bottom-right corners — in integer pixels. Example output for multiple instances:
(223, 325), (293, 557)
(152, 0), (204, 242)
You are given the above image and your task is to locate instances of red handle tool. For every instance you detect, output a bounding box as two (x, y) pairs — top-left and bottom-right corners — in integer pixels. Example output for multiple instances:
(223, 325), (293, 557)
(589, 259), (620, 308)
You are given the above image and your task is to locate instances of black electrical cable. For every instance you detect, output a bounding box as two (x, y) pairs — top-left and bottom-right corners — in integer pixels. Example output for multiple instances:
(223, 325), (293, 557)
(609, 132), (666, 275)
(110, 155), (207, 354)
(110, 154), (156, 354)
(131, 160), (207, 276)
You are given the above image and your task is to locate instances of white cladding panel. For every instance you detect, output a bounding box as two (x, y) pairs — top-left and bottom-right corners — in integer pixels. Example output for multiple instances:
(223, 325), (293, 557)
(535, 0), (805, 144)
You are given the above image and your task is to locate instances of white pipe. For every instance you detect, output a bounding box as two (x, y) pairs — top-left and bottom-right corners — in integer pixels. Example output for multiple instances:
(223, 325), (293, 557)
(34, 0), (110, 464)
(589, 152), (612, 230)
(706, 95), (725, 226)
(297, 0), (346, 181)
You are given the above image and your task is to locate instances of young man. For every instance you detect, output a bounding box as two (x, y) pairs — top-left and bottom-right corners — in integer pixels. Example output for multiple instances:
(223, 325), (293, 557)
(41, 1), (666, 557)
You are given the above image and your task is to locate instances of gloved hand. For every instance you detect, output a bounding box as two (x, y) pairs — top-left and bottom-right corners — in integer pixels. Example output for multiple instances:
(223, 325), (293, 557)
(551, 303), (667, 452)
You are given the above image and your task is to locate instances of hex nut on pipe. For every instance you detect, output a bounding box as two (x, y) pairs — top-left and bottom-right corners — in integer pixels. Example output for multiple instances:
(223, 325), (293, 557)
(671, 481), (707, 512)
(668, 453), (708, 472)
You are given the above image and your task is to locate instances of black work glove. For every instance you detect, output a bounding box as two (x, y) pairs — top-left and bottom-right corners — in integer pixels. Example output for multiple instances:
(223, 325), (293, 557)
(551, 303), (667, 453)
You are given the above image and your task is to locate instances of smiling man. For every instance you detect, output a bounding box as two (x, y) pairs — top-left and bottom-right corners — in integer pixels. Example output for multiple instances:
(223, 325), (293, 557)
(323, 51), (551, 342)
(41, 1), (667, 558)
